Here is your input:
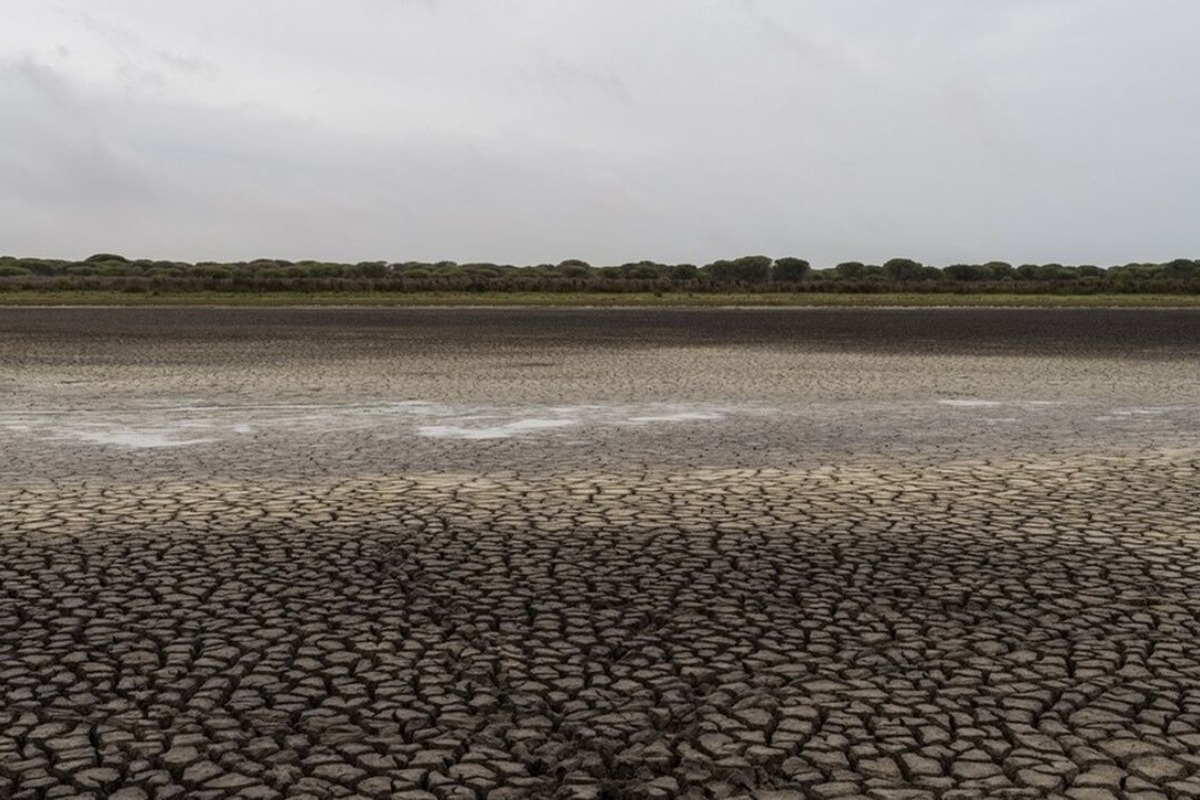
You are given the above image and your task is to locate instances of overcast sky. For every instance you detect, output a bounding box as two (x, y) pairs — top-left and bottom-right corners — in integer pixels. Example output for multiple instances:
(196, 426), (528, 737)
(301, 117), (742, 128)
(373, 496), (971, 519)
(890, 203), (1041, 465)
(1, 1), (1198, 267)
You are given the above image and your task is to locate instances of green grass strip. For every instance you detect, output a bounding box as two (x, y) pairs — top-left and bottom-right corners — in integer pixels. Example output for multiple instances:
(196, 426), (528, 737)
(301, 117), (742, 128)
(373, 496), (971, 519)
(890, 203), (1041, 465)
(2, 291), (1200, 307)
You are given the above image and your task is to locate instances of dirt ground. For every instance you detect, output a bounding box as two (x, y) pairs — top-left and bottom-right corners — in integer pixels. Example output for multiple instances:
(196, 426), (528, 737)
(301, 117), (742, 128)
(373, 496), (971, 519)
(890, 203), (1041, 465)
(2, 308), (1199, 798)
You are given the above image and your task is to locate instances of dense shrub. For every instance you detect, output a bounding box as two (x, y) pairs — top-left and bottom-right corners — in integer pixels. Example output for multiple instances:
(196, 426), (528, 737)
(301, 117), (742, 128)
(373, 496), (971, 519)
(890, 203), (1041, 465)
(3, 253), (1197, 295)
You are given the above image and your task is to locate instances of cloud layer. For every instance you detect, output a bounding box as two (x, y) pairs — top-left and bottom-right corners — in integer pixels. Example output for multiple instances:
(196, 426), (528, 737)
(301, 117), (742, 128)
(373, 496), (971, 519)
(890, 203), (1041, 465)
(2, 1), (1198, 266)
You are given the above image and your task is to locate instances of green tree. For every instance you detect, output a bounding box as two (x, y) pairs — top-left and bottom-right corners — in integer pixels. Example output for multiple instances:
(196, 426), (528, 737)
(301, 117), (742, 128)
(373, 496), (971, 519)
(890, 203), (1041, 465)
(669, 263), (699, 281)
(1016, 264), (1040, 280)
(706, 255), (772, 284)
(559, 262), (593, 278)
(1161, 258), (1199, 279)
(944, 263), (988, 282)
(883, 258), (924, 281)
(353, 261), (389, 278)
(772, 257), (811, 282)
(704, 259), (733, 282)
(1037, 263), (1071, 280)
(834, 261), (866, 280)
(984, 261), (1015, 279)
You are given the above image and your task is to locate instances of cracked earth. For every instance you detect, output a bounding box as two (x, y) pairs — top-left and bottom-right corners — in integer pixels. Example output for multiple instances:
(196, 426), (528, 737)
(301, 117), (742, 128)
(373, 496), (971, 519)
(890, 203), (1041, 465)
(2, 308), (1200, 800)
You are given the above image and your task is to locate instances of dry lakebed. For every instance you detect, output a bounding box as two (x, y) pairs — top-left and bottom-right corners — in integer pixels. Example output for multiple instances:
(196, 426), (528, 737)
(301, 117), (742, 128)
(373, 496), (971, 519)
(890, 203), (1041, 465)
(2, 307), (1200, 799)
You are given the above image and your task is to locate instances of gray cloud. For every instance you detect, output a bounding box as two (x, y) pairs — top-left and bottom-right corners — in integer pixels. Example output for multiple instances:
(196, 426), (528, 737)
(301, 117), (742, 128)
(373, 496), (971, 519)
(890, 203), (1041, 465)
(1, 0), (1198, 266)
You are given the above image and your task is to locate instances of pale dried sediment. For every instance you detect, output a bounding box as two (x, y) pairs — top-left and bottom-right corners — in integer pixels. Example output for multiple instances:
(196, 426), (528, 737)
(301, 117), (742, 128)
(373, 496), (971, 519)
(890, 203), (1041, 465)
(3, 307), (1200, 413)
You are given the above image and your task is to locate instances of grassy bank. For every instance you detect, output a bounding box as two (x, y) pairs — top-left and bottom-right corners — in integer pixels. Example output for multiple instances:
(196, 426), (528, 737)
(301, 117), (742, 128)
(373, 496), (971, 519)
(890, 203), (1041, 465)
(2, 290), (1200, 308)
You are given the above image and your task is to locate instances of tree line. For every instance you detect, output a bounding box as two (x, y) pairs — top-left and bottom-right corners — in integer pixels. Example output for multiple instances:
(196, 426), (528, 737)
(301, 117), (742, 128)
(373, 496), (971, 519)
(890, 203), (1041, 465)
(1, 253), (1198, 294)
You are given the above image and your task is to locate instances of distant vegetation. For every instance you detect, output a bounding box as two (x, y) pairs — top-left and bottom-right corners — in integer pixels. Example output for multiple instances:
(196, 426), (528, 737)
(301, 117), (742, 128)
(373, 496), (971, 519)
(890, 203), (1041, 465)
(1, 253), (1199, 296)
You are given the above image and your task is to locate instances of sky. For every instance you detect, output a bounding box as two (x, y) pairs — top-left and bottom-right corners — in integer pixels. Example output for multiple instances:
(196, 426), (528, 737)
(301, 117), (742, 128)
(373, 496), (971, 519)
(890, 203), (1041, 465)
(1, 1), (1198, 267)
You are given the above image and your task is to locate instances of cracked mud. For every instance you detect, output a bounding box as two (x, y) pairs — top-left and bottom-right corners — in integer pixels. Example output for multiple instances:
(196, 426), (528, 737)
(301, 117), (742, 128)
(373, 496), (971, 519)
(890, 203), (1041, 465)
(2, 308), (1200, 800)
